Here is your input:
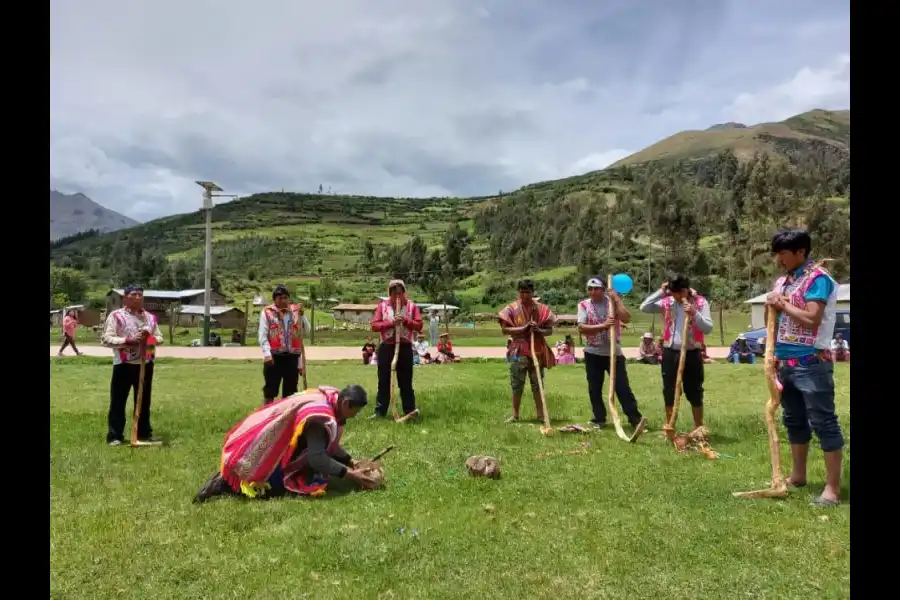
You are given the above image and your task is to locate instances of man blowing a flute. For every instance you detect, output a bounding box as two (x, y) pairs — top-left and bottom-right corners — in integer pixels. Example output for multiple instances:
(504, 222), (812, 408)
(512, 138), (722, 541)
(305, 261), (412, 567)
(101, 285), (165, 446)
(498, 279), (557, 423)
(369, 279), (423, 419)
(193, 384), (379, 503)
(766, 228), (844, 507)
(640, 274), (714, 430)
(258, 284), (311, 405)
(577, 277), (645, 430)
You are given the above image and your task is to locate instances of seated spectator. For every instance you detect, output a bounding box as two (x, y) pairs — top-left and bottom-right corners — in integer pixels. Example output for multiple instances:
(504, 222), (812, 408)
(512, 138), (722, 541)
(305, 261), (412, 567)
(361, 338), (376, 365)
(436, 333), (461, 363)
(728, 336), (755, 364)
(654, 336), (664, 363)
(830, 333), (850, 362)
(555, 335), (576, 365)
(413, 333), (432, 365)
(638, 333), (658, 364)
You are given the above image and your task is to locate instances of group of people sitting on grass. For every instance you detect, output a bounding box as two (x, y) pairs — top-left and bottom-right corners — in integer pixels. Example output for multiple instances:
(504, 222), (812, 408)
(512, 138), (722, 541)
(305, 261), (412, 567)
(361, 334), (461, 366)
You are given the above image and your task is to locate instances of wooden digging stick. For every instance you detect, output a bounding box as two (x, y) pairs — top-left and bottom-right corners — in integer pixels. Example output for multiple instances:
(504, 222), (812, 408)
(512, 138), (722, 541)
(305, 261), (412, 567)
(733, 307), (788, 499)
(389, 298), (403, 421)
(531, 327), (552, 435)
(730, 258), (832, 498)
(663, 302), (692, 443)
(370, 445), (395, 462)
(298, 309), (308, 391)
(129, 339), (160, 448)
(130, 340), (147, 447)
(605, 275), (647, 443)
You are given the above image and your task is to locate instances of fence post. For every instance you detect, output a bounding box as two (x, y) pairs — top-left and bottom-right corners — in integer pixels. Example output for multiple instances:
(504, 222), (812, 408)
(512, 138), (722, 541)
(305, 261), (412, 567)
(242, 300), (250, 346)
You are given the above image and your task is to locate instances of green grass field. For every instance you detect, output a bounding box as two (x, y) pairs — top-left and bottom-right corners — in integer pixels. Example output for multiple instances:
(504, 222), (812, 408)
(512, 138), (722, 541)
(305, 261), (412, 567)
(50, 358), (850, 599)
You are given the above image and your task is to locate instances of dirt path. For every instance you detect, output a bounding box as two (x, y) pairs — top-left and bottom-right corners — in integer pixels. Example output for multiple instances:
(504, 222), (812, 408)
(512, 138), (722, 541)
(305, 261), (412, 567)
(51, 345), (732, 361)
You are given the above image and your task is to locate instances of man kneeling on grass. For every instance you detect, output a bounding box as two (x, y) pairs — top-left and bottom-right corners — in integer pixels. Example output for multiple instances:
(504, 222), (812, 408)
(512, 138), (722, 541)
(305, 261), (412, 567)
(193, 385), (380, 503)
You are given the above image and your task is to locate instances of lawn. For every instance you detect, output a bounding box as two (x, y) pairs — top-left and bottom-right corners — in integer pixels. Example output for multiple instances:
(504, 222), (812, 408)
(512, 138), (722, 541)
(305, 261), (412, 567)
(50, 358), (850, 600)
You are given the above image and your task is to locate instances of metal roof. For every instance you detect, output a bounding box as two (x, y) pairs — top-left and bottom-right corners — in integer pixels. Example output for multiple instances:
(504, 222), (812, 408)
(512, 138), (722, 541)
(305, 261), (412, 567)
(332, 304), (379, 311)
(110, 289), (207, 299)
(745, 283), (850, 304)
(177, 305), (241, 316)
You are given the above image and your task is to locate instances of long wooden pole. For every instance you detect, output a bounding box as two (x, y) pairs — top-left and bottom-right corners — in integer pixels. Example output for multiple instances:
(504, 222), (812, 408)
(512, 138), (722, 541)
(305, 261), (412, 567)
(130, 340), (147, 447)
(733, 307), (788, 498)
(606, 275), (630, 442)
(298, 307), (308, 391)
(530, 327), (552, 434)
(390, 298), (401, 420)
(732, 259), (833, 498)
(663, 301), (692, 442)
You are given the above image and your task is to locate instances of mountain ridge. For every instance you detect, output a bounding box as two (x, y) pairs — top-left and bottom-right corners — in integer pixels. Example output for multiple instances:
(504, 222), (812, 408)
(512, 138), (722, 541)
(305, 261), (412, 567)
(50, 190), (140, 241)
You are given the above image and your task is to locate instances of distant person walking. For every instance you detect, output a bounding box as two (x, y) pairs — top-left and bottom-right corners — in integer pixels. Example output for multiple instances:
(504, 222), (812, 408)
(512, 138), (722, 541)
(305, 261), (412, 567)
(258, 284), (311, 405)
(57, 309), (84, 356)
(429, 310), (440, 346)
(101, 285), (164, 446)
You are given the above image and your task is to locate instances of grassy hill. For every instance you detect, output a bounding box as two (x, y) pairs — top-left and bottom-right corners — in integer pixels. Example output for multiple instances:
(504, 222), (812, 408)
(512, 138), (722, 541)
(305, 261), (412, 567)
(49, 109), (850, 320)
(610, 109), (850, 167)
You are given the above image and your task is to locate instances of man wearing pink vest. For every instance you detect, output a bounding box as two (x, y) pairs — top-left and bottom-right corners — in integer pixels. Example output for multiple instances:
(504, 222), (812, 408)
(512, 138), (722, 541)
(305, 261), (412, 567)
(369, 279), (423, 418)
(766, 228), (843, 507)
(100, 285), (165, 446)
(640, 274), (714, 430)
(258, 284), (311, 405)
(576, 277), (645, 429)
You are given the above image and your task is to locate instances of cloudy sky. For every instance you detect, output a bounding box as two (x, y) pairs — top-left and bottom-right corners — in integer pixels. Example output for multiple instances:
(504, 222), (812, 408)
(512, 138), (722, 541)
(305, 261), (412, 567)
(50, 0), (850, 221)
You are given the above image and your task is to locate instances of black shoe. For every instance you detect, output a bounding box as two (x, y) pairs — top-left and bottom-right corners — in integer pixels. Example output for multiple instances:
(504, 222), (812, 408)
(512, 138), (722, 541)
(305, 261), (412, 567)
(368, 412), (386, 420)
(193, 473), (231, 504)
(589, 420), (606, 429)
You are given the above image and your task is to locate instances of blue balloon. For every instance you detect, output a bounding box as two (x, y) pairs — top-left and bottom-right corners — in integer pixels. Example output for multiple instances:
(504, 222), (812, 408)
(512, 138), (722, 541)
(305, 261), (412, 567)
(611, 273), (634, 295)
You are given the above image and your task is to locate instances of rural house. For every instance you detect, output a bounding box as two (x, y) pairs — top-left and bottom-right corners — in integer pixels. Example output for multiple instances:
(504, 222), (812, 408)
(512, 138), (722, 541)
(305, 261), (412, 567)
(49, 305), (103, 328)
(106, 288), (227, 322)
(176, 305), (246, 330)
(331, 303), (379, 324)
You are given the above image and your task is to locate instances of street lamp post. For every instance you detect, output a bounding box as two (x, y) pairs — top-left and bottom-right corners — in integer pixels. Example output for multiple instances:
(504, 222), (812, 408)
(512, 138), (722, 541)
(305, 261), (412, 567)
(194, 181), (236, 346)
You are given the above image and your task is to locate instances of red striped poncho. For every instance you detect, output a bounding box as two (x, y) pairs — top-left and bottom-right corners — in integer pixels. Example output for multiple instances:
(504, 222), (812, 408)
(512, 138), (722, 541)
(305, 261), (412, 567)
(220, 386), (343, 497)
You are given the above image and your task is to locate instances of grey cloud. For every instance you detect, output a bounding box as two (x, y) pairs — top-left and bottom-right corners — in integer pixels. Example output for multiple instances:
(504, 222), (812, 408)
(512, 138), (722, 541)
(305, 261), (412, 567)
(50, 0), (849, 220)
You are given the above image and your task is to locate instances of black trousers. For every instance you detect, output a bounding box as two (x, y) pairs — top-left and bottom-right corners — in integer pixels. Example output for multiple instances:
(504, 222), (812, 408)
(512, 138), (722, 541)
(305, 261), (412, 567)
(661, 348), (704, 407)
(584, 352), (643, 426)
(58, 334), (80, 354)
(263, 353), (301, 404)
(107, 362), (154, 443)
(376, 342), (416, 415)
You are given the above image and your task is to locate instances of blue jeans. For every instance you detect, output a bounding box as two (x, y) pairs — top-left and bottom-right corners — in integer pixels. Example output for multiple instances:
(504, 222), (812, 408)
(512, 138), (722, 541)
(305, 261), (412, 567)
(778, 360), (844, 452)
(729, 353), (755, 364)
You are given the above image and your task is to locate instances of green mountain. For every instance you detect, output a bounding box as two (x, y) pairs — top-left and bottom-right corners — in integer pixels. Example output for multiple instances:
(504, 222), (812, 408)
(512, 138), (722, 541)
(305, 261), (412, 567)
(49, 110), (850, 312)
(611, 109), (850, 168)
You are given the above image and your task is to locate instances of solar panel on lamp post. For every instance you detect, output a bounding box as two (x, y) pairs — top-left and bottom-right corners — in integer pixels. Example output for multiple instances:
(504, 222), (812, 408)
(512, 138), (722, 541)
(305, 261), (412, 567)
(195, 181), (223, 346)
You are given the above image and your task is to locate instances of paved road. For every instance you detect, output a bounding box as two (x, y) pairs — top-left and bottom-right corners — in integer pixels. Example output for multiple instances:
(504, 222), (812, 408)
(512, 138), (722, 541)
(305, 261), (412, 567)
(51, 345), (732, 361)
